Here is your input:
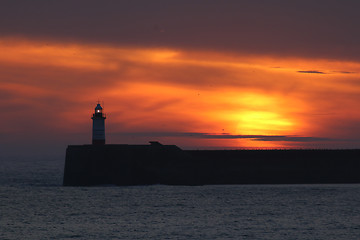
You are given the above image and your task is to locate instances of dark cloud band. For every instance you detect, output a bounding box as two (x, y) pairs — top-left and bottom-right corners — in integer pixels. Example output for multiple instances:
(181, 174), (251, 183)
(113, 132), (332, 142)
(297, 70), (325, 74)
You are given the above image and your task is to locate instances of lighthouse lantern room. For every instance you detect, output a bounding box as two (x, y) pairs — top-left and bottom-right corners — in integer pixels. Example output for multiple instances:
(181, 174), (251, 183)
(91, 103), (106, 145)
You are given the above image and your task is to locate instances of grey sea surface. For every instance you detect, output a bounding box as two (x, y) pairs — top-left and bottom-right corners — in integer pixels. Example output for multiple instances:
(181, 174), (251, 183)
(1, 157), (360, 239)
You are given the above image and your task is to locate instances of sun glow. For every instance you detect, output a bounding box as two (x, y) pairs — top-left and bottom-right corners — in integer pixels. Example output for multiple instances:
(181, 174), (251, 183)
(236, 111), (294, 135)
(2, 37), (360, 149)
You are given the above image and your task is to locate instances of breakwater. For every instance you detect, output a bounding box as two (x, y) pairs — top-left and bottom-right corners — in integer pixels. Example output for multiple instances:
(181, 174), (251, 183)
(63, 143), (360, 186)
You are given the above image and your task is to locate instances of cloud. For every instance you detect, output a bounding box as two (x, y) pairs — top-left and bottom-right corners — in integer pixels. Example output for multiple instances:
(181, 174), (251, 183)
(113, 132), (332, 143)
(2, 38), (360, 153)
(297, 70), (326, 74)
(1, 1), (360, 61)
(332, 71), (357, 74)
(252, 136), (331, 142)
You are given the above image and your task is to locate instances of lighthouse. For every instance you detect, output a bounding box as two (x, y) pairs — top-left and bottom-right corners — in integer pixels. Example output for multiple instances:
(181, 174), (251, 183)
(91, 103), (106, 145)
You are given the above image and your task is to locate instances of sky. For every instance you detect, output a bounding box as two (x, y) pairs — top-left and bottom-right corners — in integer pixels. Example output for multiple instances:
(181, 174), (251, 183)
(1, 0), (360, 158)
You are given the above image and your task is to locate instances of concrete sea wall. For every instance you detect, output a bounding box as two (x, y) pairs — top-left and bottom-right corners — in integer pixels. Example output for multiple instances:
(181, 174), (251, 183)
(63, 144), (198, 186)
(63, 145), (360, 186)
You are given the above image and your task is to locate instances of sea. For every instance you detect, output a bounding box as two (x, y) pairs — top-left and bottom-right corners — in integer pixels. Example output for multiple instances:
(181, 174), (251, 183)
(1, 157), (360, 240)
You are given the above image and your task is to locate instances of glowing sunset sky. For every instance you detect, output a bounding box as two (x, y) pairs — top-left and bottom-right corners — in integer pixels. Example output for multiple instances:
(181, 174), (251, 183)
(1, 0), (360, 157)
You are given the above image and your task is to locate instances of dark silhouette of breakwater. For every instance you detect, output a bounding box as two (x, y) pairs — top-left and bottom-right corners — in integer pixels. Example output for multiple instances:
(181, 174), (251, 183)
(63, 143), (360, 186)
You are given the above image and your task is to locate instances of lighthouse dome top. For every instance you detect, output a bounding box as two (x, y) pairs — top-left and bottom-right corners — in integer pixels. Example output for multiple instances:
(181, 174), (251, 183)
(95, 103), (103, 110)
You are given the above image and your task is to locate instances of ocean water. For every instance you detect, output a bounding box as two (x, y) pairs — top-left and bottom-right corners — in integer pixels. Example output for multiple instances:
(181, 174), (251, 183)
(1, 157), (360, 239)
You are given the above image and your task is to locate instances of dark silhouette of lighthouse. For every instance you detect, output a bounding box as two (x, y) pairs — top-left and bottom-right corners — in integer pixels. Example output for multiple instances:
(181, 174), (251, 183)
(91, 102), (106, 145)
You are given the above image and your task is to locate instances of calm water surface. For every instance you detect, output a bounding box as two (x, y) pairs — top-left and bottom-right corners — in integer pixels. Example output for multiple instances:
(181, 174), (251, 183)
(1, 157), (360, 239)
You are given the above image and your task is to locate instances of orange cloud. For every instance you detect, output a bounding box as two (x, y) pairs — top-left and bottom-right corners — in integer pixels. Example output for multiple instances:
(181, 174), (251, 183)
(1, 37), (360, 149)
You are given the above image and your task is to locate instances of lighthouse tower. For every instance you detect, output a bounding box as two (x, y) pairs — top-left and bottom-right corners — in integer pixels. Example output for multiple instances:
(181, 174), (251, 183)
(91, 103), (106, 145)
